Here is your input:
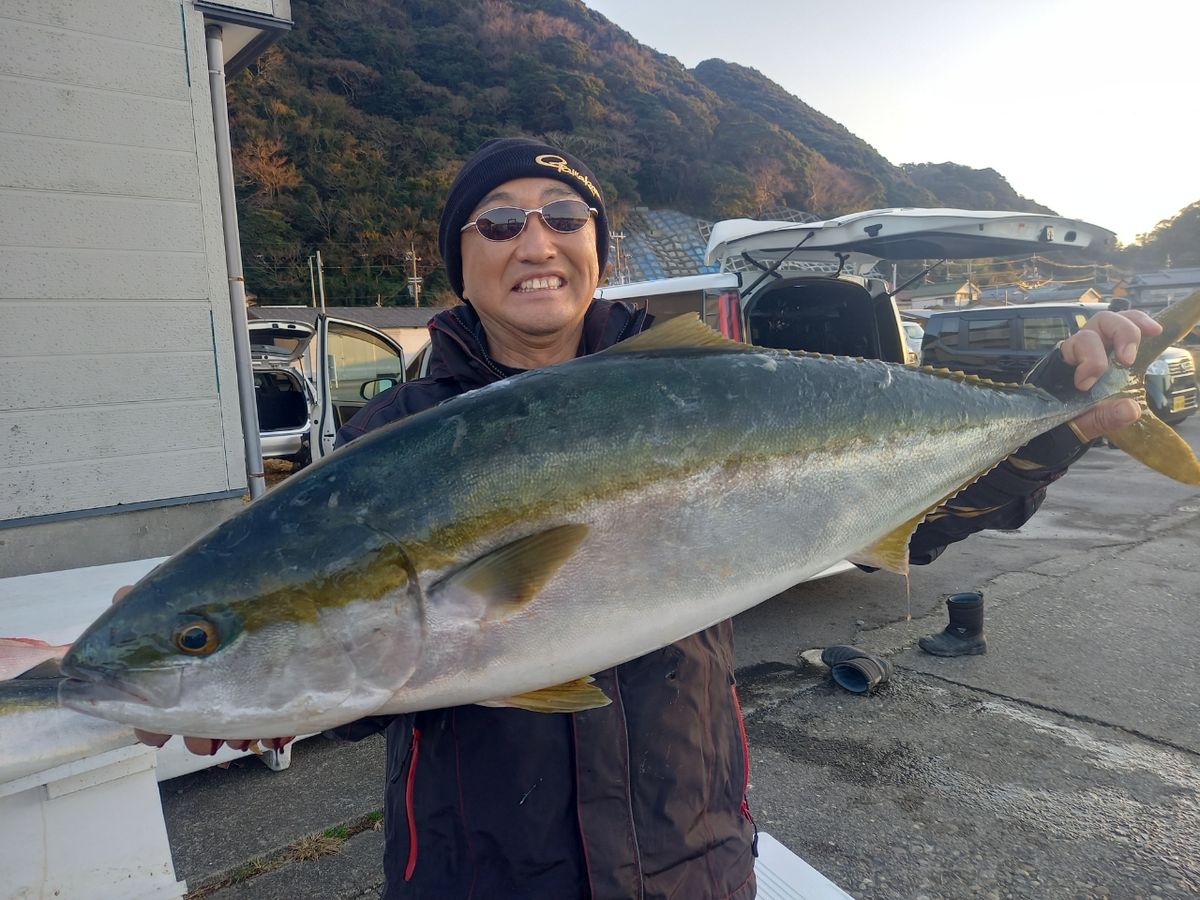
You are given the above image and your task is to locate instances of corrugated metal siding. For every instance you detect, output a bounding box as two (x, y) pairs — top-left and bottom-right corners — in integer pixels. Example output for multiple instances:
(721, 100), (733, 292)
(0, 0), (248, 522)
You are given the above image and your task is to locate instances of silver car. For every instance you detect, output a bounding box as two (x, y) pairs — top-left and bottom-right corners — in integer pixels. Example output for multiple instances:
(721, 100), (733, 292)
(249, 314), (407, 467)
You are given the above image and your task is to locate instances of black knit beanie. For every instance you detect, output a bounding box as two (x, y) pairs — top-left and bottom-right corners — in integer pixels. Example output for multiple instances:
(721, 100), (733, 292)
(438, 138), (610, 299)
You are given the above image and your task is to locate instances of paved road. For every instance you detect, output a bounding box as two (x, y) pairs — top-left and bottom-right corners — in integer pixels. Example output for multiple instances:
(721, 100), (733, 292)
(163, 418), (1200, 899)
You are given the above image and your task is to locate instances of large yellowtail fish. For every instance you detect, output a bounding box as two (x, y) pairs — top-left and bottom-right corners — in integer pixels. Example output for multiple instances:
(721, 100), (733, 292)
(58, 293), (1200, 739)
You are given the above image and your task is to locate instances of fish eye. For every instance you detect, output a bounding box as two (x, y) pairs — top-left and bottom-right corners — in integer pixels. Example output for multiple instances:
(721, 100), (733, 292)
(173, 619), (219, 655)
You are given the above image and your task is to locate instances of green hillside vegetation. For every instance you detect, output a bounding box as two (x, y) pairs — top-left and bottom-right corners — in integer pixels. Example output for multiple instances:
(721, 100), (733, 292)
(1125, 201), (1200, 269)
(902, 163), (1054, 215)
(228, 0), (1067, 306)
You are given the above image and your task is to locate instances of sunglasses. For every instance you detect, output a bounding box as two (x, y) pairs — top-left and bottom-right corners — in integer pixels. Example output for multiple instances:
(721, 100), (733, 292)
(461, 198), (598, 242)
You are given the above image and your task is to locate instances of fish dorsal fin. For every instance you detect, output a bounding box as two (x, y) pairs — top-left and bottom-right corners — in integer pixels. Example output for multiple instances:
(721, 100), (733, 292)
(1107, 409), (1200, 484)
(915, 364), (1032, 393)
(601, 314), (752, 355)
(476, 676), (612, 713)
(434, 524), (589, 623)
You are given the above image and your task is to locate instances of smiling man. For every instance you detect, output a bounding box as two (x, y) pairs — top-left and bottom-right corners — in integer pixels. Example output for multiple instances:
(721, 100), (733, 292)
(333, 138), (767, 900)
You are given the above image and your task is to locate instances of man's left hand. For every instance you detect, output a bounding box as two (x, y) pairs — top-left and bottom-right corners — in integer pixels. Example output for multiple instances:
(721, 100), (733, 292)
(1062, 310), (1161, 442)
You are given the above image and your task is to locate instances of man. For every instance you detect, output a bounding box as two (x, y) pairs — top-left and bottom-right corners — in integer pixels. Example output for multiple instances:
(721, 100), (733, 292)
(142, 137), (1156, 899)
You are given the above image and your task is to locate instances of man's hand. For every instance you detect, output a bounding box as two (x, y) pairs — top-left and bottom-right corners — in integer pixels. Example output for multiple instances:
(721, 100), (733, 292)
(1061, 309), (1162, 442)
(111, 586), (292, 756)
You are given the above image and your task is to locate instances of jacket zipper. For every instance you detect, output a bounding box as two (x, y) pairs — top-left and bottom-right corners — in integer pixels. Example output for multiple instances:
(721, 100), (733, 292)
(612, 670), (645, 897)
(404, 727), (422, 881)
(731, 685), (759, 856)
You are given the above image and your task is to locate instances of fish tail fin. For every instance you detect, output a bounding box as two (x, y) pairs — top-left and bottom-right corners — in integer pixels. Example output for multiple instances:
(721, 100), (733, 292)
(1106, 411), (1200, 484)
(1129, 289), (1200, 376)
(1102, 289), (1200, 484)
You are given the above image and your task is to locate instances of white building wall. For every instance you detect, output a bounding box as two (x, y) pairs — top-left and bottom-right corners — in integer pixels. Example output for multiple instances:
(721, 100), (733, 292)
(0, 0), (249, 524)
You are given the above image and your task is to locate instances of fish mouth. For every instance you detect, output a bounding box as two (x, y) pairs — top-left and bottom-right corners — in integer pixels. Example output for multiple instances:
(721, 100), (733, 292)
(59, 666), (180, 711)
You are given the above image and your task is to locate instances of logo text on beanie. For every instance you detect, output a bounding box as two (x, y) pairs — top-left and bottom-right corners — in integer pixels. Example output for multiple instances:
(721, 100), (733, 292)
(535, 154), (602, 202)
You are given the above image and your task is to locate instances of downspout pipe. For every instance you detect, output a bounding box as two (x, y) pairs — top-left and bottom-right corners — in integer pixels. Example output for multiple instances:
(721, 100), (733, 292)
(205, 24), (266, 499)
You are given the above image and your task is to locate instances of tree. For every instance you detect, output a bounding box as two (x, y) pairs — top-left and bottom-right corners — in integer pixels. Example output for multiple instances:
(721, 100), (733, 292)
(236, 137), (301, 204)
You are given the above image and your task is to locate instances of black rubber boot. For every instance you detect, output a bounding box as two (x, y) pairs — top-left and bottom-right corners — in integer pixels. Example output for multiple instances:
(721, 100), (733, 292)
(820, 645), (894, 694)
(919, 592), (987, 656)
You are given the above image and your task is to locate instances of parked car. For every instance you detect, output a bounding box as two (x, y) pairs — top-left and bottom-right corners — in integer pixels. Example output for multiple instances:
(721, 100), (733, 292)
(920, 302), (1198, 425)
(249, 314), (407, 467)
(902, 321), (925, 364)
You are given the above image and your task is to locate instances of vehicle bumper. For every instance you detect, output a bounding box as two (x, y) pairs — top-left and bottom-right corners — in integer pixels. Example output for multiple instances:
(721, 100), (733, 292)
(260, 425), (310, 459)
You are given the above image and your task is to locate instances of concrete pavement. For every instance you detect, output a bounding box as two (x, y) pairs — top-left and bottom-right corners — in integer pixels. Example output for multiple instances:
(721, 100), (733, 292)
(162, 419), (1200, 899)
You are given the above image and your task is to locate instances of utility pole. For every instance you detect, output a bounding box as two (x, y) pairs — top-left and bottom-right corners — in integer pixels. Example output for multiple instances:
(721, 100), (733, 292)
(315, 249), (327, 311)
(307, 255), (317, 307)
(405, 243), (423, 307)
(611, 230), (624, 283)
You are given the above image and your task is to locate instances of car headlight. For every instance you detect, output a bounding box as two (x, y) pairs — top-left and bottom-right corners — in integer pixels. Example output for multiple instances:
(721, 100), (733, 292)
(1146, 357), (1169, 375)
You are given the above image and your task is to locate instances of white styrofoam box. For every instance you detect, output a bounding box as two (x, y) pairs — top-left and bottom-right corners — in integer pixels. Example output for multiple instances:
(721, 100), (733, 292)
(0, 744), (185, 899)
(756, 832), (856, 900)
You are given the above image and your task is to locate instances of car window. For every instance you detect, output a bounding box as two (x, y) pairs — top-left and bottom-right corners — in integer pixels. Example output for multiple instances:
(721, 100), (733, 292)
(254, 335), (304, 353)
(1021, 315), (1073, 350)
(965, 317), (1010, 350)
(405, 343), (432, 381)
(326, 323), (405, 412)
(930, 316), (959, 348)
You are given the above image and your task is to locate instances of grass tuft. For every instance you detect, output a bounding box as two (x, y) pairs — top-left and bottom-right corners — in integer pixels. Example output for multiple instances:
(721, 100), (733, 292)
(184, 808), (384, 899)
(289, 833), (344, 862)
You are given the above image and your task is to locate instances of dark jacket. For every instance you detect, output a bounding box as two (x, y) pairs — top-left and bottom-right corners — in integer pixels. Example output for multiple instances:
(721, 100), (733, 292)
(335, 302), (1085, 898)
(336, 300), (757, 900)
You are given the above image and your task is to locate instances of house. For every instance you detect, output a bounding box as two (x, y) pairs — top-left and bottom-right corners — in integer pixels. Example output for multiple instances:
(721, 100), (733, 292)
(1128, 268), (1200, 310)
(1, 1), (292, 578)
(974, 286), (1028, 306)
(1019, 285), (1104, 304)
(895, 280), (980, 310)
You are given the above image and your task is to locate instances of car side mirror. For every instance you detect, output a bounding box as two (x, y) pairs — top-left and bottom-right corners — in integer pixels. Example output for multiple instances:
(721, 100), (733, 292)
(360, 377), (398, 400)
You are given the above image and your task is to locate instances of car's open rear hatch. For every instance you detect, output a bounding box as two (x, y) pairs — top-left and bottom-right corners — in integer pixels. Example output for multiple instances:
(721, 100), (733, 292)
(248, 320), (315, 364)
(706, 208), (1118, 274)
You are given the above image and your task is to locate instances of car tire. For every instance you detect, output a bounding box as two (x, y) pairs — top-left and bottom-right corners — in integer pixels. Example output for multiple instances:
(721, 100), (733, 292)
(286, 445), (312, 468)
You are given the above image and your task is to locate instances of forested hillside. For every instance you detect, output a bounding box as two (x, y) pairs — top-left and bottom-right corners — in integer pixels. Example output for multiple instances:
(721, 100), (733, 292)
(1125, 201), (1200, 269)
(228, 0), (1062, 305)
(902, 163), (1054, 215)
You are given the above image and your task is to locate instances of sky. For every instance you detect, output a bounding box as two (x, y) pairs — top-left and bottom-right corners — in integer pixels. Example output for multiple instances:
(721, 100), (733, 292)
(584, 0), (1199, 245)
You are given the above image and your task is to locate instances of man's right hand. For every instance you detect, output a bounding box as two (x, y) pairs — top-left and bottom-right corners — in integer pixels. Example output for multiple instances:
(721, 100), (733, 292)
(111, 586), (293, 756)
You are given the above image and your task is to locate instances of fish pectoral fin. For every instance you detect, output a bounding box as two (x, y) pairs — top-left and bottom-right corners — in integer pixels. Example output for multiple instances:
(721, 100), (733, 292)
(848, 509), (928, 575)
(600, 313), (751, 354)
(437, 524), (589, 623)
(475, 677), (612, 713)
(1108, 410), (1200, 485)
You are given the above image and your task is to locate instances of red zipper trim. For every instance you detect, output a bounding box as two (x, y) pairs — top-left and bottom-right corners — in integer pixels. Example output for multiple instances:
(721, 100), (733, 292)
(404, 727), (422, 881)
(731, 685), (752, 818)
